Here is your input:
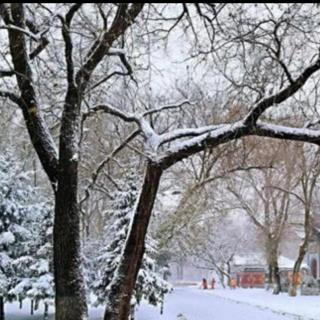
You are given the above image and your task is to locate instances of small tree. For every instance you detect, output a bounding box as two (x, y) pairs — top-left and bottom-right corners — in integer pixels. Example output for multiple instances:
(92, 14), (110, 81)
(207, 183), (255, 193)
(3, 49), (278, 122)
(0, 149), (54, 320)
(0, 150), (34, 319)
(91, 173), (171, 318)
(14, 206), (54, 318)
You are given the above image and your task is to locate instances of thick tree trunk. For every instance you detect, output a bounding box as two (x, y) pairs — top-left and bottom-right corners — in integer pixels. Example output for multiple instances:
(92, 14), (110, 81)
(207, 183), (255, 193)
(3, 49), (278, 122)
(103, 162), (162, 320)
(289, 208), (312, 296)
(0, 296), (4, 320)
(266, 238), (281, 294)
(53, 86), (87, 320)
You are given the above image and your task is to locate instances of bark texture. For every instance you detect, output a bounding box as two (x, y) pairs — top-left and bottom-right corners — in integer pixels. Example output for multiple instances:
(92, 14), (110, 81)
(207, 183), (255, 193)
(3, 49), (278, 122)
(54, 85), (87, 320)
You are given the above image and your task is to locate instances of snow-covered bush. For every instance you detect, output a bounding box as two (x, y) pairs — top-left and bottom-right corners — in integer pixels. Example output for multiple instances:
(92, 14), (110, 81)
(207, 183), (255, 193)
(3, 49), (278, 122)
(0, 149), (54, 311)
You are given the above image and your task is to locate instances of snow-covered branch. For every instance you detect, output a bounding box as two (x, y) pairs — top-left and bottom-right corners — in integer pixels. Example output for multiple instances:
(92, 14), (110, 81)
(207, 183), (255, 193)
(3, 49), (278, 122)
(254, 122), (320, 146)
(159, 121), (248, 168)
(107, 47), (126, 56)
(157, 120), (320, 169)
(158, 124), (225, 146)
(85, 104), (137, 123)
(0, 24), (44, 41)
(85, 104), (161, 151)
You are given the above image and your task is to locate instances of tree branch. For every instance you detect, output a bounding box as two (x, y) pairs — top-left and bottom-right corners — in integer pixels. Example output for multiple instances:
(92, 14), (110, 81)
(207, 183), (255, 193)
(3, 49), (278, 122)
(79, 129), (140, 210)
(253, 122), (320, 146)
(243, 56), (320, 126)
(4, 3), (58, 186)
(142, 100), (194, 117)
(84, 104), (137, 122)
(75, 3), (144, 92)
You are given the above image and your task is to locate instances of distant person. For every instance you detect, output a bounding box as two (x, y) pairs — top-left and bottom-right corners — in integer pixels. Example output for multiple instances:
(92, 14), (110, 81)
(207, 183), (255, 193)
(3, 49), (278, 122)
(211, 277), (216, 289)
(202, 278), (208, 289)
(230, 278), (237, 289)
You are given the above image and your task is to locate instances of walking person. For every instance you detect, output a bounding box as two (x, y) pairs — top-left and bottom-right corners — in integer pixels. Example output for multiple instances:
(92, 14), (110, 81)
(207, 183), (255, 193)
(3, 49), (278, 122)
(202, 278), (208, 289)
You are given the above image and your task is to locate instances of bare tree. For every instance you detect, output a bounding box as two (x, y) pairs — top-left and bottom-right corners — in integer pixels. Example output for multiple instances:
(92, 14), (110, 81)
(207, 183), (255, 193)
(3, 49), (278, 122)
(270, 145), (320, 296)
(227, 140), (300, 294)
(185, 213), (252, 288)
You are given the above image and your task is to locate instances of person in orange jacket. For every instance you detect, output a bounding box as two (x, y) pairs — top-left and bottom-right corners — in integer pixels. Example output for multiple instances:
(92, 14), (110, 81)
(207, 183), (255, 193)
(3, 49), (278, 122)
(230, 278), (237, 289)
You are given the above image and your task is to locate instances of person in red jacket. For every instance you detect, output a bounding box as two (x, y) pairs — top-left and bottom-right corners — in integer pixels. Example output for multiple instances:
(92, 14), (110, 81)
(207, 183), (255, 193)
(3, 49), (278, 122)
(202, 278), (208, 289)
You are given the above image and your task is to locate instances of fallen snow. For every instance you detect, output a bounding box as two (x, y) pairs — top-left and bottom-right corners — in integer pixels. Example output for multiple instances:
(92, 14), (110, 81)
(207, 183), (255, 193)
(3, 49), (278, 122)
(0, 231), (15, 245)
(134, 286), (298, 320)
(5, 286), (319, 320)
(211, 287), (320, 320)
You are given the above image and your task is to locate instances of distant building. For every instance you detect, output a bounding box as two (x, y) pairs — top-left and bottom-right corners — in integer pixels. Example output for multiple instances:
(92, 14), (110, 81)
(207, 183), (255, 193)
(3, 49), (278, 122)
(231, 254), (308, 288)
(231, 254), (265, 288)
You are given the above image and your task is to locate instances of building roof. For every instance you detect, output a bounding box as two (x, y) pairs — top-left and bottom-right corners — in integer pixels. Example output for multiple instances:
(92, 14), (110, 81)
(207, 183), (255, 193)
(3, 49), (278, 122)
(232, 254), (309, 270)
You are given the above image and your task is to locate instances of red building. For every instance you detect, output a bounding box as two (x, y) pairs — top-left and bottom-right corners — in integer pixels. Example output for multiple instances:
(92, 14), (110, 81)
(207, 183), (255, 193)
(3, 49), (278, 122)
(231, 254), (307, 289)
(237, 269), (265, 288)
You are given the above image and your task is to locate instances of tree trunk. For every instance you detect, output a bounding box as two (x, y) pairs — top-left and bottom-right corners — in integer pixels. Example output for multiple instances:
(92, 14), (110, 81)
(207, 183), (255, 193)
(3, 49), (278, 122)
(216, 263), (227, 288)
(272, 261), (281, 295)
(289, 260), (303, 297)
(289, 209), (312, 296)
(31, 300), (34, 315)
(53, 87), (87, 320)
(103, 162), (162, 320)
(130, 304), (135, 320)
(0, 296), (4, 320)
(218, 269), (225, 289)
(35, 299), (39, 311)
(44, 302), (49, 320)
(266, 238), (281, 294)
(266, 264), (273, 290)
(226, 261), (232, 287)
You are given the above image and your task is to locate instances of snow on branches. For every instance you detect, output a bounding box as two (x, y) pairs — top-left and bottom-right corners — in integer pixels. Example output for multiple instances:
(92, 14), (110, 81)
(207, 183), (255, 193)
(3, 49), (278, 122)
(0, 149), (54, 309)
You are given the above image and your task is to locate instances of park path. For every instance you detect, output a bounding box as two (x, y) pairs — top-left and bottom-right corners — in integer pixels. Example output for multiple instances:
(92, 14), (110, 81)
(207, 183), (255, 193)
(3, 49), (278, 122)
(135, 286), (298, 320)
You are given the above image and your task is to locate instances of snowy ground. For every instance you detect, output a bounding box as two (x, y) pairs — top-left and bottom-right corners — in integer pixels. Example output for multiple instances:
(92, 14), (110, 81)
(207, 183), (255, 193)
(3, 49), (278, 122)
(5, 286), (319, 320)
(211, 287), (320, 320)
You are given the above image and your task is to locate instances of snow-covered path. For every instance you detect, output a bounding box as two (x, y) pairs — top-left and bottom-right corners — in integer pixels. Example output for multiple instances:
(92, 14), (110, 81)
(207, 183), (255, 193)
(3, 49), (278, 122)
(134, 287), (297, 320)
(6, 287), (305, 320)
